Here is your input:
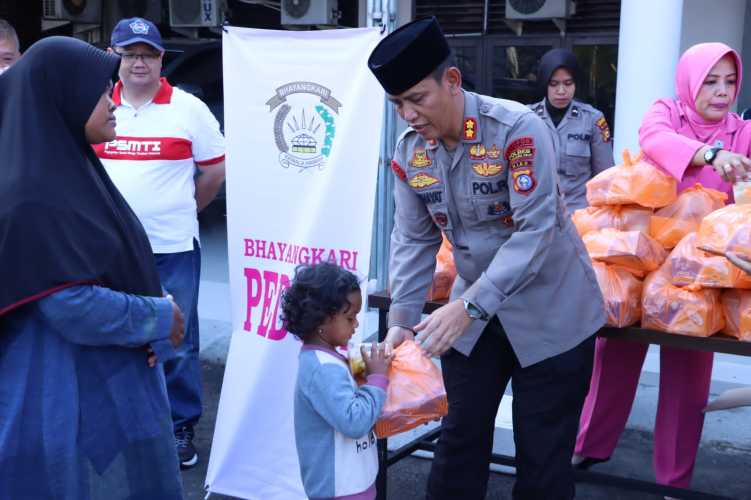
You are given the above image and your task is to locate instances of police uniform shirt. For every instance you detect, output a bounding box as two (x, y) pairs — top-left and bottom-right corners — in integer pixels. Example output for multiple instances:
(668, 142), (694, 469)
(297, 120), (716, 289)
(388, 91), (606, 367)
(530, 99), (614, 212)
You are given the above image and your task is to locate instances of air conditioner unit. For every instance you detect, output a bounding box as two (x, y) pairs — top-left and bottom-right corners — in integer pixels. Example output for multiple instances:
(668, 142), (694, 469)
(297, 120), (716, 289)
(281, 0), (339, 26)
(110, 0), (163, 25)
(168, 0), (222, 27)
(506, 0), (575, 20)
(43, 0), (102, 23)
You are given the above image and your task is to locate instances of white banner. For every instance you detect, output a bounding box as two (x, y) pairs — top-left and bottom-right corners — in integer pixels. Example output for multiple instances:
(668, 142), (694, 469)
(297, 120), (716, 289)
(205, 27), (385, 499)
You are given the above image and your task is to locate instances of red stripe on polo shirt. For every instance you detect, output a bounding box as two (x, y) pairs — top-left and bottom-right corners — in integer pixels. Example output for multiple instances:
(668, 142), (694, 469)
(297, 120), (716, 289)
(196, 154), (225, 166)
(93, 136), (193, 161)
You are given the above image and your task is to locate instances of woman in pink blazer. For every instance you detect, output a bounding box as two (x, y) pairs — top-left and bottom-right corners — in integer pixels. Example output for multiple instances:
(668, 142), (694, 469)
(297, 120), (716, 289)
(573, 42), (751, 489)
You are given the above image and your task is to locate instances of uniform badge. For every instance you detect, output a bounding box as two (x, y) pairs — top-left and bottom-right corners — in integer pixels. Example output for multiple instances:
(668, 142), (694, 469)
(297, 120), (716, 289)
(409, 148), (432, 168)
(486, 144), (501, 160)
(488, 202), (514, 226)
(472, 162), (504, 177)
(469, 143), (486, 160)
(505, 137), (536, 170)
(512, 168), (537, 195)
(596, 117), (611, 143)
(433, 212), (448, 227)
(463, 118), (477, 141)
(391, 160), (406, 182)
(408, 172), (440, 190)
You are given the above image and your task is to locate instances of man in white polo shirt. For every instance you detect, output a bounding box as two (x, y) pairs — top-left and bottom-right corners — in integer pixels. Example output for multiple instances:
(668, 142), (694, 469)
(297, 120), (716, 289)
(94, 17), (225, 469)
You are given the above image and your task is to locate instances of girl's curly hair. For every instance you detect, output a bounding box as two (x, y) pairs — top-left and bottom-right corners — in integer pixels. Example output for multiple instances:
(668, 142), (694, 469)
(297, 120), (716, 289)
(281, 262), (361, 341)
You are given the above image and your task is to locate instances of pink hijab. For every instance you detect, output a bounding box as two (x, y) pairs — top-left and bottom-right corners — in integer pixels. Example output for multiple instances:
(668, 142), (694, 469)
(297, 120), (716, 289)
(674, 42), (744, 145)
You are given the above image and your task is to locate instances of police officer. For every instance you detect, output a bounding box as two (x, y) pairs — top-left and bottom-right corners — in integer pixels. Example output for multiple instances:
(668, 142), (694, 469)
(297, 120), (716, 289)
(529, 48), (614, 213)
(368, 18), (606, 500)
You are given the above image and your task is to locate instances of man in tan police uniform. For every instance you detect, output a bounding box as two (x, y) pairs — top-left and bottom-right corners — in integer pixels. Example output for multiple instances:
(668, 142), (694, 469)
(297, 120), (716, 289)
(368, 17), (606, 500)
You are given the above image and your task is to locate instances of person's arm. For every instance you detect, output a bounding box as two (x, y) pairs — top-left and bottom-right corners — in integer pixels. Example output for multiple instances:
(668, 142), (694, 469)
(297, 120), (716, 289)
(37, 284), (174, 347)
(386, 138), (443, 345)
(589, 111), (614, 175)
(416, 113), (559, 356)
(303, 363), (387, 439)
(195, 160), (225, 211)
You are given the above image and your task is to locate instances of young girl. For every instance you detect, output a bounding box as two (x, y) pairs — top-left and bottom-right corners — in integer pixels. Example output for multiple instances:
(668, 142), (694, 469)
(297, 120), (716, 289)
(282, 262), (390, 500)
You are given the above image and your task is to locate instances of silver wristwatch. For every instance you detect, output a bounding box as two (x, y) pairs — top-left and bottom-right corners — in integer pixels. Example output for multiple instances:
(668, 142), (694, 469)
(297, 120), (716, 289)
(463, 299), (486, 320)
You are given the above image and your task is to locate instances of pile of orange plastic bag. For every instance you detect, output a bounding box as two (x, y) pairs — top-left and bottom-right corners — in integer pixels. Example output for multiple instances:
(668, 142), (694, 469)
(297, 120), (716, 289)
(591, 261), (643, 327)
(696, 203), (751, 260)
(641, 265), (725, 337)
(666, 233), (751, 289)
(572, 205), (652, 237)
(649, 184), (727, 249)
(427, 235), (457, 301)
(721, 290), (751, 342)
(583, 228), (667, 276)
(586, 150), (678, 208)
(374, 340), (448, 438)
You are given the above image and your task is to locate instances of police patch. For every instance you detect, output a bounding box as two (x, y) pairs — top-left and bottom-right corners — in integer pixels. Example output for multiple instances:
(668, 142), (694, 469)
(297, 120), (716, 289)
(486, 144), (501, 160)
(409, 148), (432, 168)
(433, 212), (448, 227)
(463, 118), (478, 141)
(472, 180), (505, 196)
(391, 160), (406, 182)
(505, 137), (535, 170)
(469, 143), (486, 160)
(488, 201), (514, 226)
(409, 172), (440, 190)
(596, 117), (611, 143)
(472, 162), (504, 177)
(418, 190), (443, 204)
(512, 169), (536, 195)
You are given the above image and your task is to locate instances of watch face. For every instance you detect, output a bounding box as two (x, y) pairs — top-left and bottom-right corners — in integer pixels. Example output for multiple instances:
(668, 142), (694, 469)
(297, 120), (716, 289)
(704, 148), (716, 163)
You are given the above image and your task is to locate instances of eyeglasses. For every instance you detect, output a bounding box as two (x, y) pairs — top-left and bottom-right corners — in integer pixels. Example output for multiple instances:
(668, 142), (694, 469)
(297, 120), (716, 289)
(116, 52), (161, 63)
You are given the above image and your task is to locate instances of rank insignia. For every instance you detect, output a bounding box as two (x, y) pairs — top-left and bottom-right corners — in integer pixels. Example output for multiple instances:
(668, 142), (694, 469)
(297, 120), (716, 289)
(469, 143), (486, 160)
(408, 172), (440, 190)
(512, 168), (536, 195)
(391, 160), (406, 182)
(596, 116), (611, 143)
(472, 162), (504, 177)
(433, 212), (448, 227)
(463, 118), (478, 141)
(409, 148), (432, 168)
(486, 144), (501, 160)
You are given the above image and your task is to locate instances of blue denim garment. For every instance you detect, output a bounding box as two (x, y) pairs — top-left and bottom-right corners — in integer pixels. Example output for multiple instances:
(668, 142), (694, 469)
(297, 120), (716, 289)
(0, 285), (184, 500)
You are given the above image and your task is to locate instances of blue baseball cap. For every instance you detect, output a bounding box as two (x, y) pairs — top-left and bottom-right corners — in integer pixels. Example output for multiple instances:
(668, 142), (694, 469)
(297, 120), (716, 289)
(111, 17), (163, 52)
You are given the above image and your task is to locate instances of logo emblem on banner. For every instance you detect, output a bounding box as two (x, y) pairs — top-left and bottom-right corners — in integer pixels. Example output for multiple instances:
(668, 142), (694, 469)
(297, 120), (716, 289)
(266, 81), (342, 171)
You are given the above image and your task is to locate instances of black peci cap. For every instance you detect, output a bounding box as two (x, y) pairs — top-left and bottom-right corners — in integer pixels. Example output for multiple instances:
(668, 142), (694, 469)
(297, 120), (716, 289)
(368, 17), (451, 96)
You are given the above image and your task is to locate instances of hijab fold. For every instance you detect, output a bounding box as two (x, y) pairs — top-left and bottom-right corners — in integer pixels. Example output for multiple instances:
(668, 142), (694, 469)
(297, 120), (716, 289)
(0, 36), (162, 316)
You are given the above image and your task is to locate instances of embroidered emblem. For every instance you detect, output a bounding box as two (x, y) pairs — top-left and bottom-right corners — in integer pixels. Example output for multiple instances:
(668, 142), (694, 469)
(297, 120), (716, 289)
(417, 190), (442, 204)
(512, 169), (537, 195)
(505, 136), (536, 170)
(472, 162), (504, 177)
(469, 143), (486, 160)
(391, 160), (406, 182)
(488, 202), (514, 226)
(486, 144), (501, 160)
(409, 172), (440, 190)
(433, 212), (448, 227)
(596, 116), (611, 143)
(129, 19), (150, 35)
(409, 148), (432, 168)
(463, 118), (477, 141)
(472, 180), (505, 195)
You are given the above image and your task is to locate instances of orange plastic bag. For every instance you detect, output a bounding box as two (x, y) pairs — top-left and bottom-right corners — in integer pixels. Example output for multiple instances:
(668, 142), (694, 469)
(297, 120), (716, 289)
(586, 149), (678, 208)
(721, 289), (751, 342)
(649, 184), (727, 249)
(591, 261), (643, 327)
(572, 205), (653, 237)
(696, 203), (751, 259)
(427, 235), (456, 301)
(583, 228), (667, 276)
(641, 266), (724, 337)
(667, 233), (751, 289)
(374, 340), (448, 438)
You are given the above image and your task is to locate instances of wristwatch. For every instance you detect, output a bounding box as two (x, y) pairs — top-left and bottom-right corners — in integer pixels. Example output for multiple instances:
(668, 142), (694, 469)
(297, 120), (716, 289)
(703, 146), (722, 165)
(462, 299), (487, 320)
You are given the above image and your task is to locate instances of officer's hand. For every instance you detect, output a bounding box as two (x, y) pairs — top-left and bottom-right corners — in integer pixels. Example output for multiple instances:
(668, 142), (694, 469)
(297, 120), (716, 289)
(414, 299), (473, 357)
(712, 150), (751, 183)
(727, 251), (751, 276)
(385, 326), (414, 348)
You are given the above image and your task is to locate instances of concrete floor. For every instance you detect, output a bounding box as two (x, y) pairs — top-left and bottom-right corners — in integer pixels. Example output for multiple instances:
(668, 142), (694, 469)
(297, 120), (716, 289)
(183, 207), (751, 500)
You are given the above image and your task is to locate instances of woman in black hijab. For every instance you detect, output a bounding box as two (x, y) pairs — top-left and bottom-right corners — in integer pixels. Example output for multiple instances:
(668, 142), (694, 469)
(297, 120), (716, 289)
(0, 36), (185, 499)
(528, 48), (614, 213)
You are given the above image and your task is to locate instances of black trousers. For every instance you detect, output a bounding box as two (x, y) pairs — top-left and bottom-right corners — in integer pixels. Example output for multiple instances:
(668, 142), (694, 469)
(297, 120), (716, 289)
(426, 319), (595, 500)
